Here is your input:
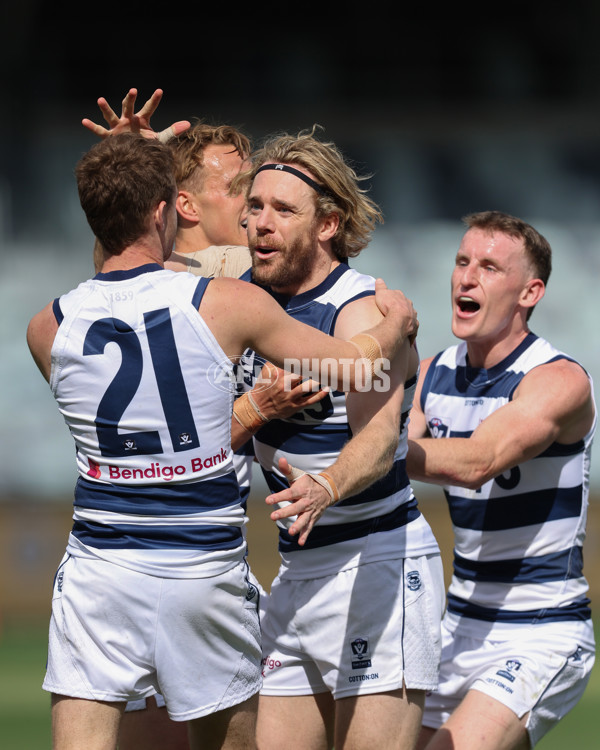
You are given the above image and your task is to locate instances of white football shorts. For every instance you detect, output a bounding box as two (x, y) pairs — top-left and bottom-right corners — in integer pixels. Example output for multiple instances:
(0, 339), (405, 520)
(260, 553), (444, 699)
(124, 572), (268, 714)
(43, 553), (262, 721)
(422, 614), (596, 746)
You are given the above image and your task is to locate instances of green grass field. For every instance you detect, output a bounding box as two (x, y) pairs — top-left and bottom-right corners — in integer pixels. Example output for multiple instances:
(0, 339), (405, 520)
(0, 620), (597, 749)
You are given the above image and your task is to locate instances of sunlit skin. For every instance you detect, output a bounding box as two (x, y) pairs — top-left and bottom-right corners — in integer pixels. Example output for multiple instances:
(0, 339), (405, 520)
(246, 165), (340, 296)
(174, 144), (248, 252)
(451, 227), (544, 369)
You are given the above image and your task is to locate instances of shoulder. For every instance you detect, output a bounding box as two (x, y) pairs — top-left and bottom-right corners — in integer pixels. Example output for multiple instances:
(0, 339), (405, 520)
(218, 245), (252, 278)
(201, 276), (270, 314)
(515, 356), (595, 442)
(518, 355), (592, 399)
(27, 301), (58, 382)
(195, 245), (251, 279)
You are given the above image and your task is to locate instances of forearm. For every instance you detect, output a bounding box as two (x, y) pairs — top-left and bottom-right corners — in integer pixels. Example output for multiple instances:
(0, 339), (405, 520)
(325, 419), (399, 500)
(407, 437), (497, 489)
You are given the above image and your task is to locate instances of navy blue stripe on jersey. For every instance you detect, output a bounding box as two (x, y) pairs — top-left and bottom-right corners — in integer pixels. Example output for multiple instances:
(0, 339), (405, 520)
(75, 472), (240, 514)
(95, 263), (163, 281)
(281, 263), (349, 309)
(433, 361), (524, 399)
(538, 440), (586, 458)
(71, 519), (243, 550)
(278, 497), (421, 552)
(256, 419), (351, 455)
(52, 298), (64, 325)
(447, 484), (582, 531)
(144, 308), (201, 452)
(446, 594), (592, 623)
(235, 441), (255, 457)
(339, 459), (410, 507)
(191, 276), (211, 308)
(453, 545), (584, 583)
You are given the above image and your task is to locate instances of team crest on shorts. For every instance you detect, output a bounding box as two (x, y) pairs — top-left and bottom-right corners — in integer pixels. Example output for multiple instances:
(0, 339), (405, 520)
(350, 637), (372, 669)
(496, 659), (522, 682)
(246, 582), (259, 601)
(406, 570), (422, 591)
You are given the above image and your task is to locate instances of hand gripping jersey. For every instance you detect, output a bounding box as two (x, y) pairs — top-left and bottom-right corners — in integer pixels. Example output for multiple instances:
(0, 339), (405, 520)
(420, 332), (596, 630)
(50, 264), (244, 578)
(249, 264), (440, 579)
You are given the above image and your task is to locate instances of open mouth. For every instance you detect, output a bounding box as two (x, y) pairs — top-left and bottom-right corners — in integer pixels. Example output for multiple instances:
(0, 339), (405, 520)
(457, 296), (480, 314)
(254, 246), (279, 260)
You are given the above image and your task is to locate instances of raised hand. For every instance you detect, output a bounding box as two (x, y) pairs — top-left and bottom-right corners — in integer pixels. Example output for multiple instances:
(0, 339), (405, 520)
(374, 278), (419, 344)
(81, 88), (190, 143)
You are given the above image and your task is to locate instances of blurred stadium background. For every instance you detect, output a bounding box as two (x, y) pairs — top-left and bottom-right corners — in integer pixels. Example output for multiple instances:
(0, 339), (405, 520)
(1, 4), (599, 747)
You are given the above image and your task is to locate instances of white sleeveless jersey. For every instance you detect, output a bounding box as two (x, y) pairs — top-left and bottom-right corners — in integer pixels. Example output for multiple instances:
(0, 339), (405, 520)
(181, 247), (254, 508)
(420, 332), (596, 630)
(50, 264), (245, 578)
(249, 264), (440, 579)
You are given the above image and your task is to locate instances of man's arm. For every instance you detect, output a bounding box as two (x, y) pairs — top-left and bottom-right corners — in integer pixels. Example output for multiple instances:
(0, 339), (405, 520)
(26, 302), (59, 382)
(202, 277), (417, 391)
(406, 358), (595, 489)
(265, 293), (414, 545)
(231, 363), (328, 451)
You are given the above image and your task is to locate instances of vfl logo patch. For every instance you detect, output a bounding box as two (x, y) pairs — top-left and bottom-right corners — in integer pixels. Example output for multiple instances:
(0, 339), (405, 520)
(496, 659), (522, 683)
(123, 439), (137, 451)
(350, 638), (372, 669)
(406, 570), (422, 591)
(179, 432), (192, 446)
(428, 417), (449, 438)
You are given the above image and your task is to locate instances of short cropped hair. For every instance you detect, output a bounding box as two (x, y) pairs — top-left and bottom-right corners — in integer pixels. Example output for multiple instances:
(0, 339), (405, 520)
(462, 210), (552, 320)
(168, 120), (251, 192)
(239, 125), (383, 261)
(75, 134), (176, 255)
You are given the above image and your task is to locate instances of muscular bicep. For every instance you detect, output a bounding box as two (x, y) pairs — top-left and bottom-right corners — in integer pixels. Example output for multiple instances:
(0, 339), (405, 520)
(460, 359), (594, 483)
(477, 358), (593, 455)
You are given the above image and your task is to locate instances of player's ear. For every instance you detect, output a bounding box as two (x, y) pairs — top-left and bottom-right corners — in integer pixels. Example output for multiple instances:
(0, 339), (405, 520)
(317, 211), (339, 243)
(521, 278), (545, 310)
(175, 190), (199, 222)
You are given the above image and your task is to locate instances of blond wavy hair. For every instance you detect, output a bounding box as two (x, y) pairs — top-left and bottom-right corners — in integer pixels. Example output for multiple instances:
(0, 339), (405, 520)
(236, 126), (383, 260)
